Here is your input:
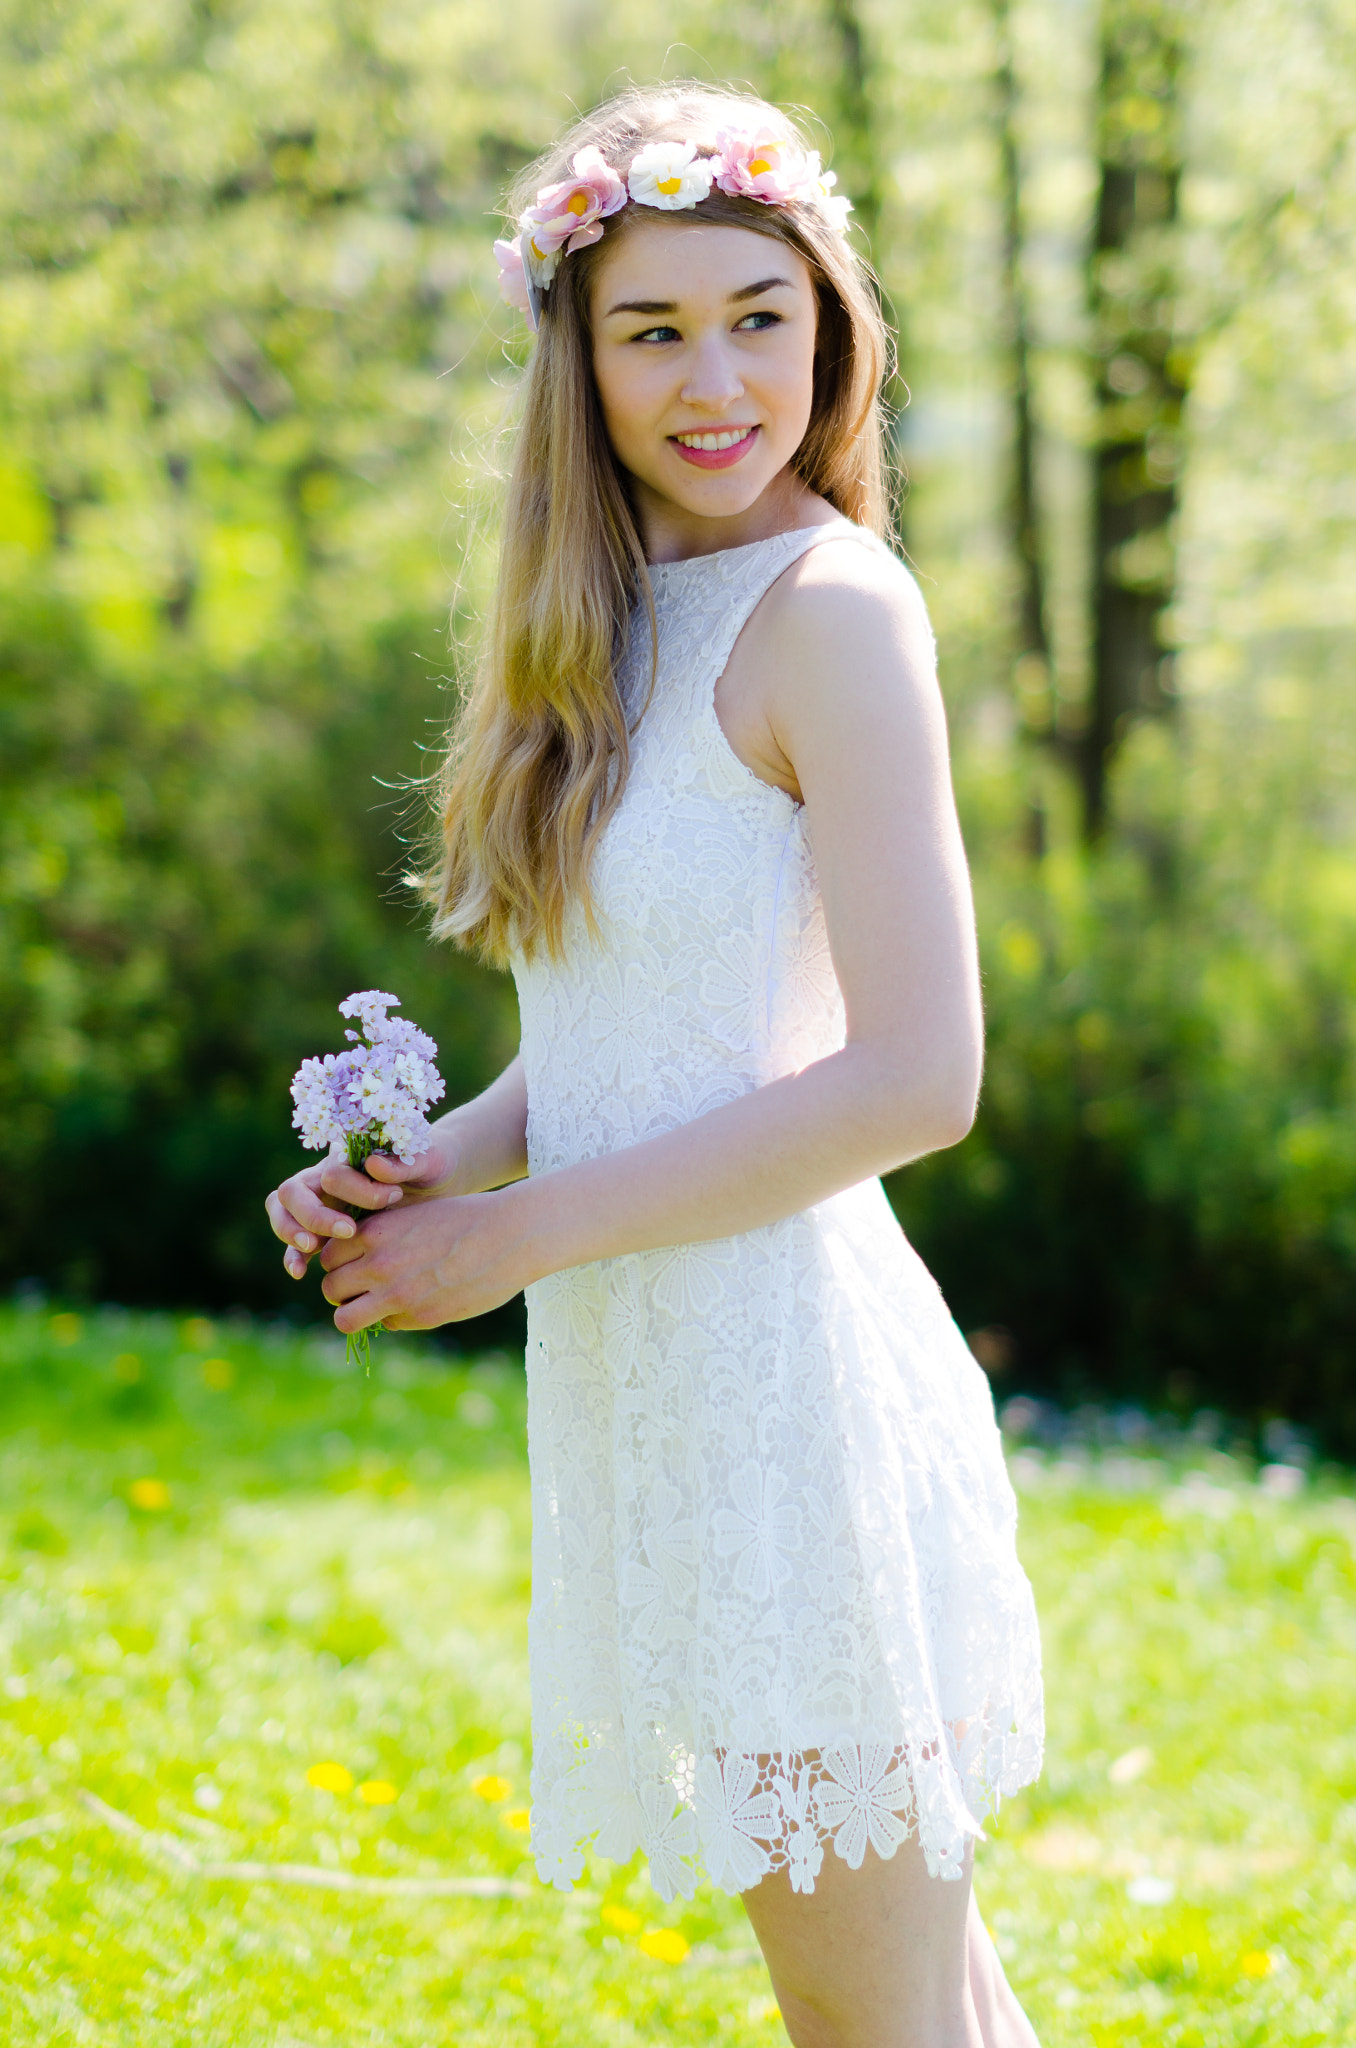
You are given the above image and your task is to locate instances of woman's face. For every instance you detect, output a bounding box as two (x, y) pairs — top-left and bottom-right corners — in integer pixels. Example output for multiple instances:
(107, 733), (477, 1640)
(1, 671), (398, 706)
(589, 215), (819, 553)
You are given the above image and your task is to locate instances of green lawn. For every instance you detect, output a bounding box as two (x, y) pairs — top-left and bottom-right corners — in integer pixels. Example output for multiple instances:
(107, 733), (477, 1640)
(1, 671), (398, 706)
(1, 1300), (1353, 2046)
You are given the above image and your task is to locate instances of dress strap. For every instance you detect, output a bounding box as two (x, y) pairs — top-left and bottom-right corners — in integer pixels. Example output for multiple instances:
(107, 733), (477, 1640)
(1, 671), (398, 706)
(699, 517), (885, 681)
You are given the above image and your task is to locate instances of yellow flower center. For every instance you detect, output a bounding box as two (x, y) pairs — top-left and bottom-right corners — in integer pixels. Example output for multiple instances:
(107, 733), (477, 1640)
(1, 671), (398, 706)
(529, 236), (547, 260)
(567, 190), (589, 214)
(656, 176), (682, 195)
(748, 156), (772, 177)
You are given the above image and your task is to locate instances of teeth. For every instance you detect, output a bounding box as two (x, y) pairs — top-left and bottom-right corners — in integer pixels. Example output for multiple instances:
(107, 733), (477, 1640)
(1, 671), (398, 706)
(675, 428), (753, 451)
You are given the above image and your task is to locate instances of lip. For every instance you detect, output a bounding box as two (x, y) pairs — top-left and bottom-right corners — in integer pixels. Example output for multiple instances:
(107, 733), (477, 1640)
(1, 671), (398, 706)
(669, 426), (760, 470)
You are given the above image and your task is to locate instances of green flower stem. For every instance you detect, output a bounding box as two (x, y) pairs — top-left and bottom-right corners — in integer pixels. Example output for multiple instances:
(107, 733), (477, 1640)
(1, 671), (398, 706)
(341, 1133), (393, 1375)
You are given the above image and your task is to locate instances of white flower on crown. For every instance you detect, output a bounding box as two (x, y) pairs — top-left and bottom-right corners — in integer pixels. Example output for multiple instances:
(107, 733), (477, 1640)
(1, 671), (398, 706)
(520, 229), (562, 292)
(815, 167), (854, 233)
(627, 139), (717, 213)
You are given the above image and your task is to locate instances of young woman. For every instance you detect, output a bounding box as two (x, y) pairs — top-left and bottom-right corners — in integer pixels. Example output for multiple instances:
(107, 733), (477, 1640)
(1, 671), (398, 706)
(266, 85), (1045, 2048)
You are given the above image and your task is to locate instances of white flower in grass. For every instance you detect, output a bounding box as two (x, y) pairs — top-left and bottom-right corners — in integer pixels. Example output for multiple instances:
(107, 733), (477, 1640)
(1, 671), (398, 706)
(712, 1461), (800, 1602)
(695, 1754), (778, 1893)
(628, 139), (717, 212)
(813, 1743), (916, 1869)
(637, 1779), (699, 1902)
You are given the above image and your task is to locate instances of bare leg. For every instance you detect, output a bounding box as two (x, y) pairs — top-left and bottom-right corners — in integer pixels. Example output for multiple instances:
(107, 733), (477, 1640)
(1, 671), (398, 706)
(741, 1844), (1042, 2048)
(966, 1894), (1042, 2048)
(741, 1838), (980, 2048)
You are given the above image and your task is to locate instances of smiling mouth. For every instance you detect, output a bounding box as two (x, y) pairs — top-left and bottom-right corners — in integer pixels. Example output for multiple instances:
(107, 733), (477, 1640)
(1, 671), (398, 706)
(670, 426), (760, 469)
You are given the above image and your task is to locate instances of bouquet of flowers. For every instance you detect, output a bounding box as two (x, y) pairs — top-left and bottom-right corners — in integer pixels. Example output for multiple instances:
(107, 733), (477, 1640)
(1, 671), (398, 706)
(290, 991), (445, 1369)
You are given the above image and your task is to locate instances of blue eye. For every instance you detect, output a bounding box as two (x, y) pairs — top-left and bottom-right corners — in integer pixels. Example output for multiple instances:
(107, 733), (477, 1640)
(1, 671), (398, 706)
(634, 324), (681, 344)
(736, 311), (781, 331)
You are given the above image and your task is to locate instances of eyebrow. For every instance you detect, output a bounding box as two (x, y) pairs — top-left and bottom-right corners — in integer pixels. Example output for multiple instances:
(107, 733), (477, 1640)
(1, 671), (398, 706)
(603, 275), (797, 318)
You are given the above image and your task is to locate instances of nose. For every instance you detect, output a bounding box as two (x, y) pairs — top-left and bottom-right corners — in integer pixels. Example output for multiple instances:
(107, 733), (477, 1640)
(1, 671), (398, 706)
(679, 331), (745, 413)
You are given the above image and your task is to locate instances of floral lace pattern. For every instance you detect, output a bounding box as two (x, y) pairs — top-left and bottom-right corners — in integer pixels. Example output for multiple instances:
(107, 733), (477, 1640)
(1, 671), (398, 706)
(510, 521), (1044, 1900)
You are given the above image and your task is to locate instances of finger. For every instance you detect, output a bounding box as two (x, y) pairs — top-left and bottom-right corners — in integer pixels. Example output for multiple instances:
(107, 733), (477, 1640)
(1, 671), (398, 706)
(319, 1160), (404, 1209)
(319, 1233), (366, 1273)
(332, 1290), (385, 1334)
(278, 1181), (358, 1244)
(283, 1245), (309, 1280)
(321, 1261), (370, 1307)
(265, 1190), (327, 1256)
(362, 1150), (429, 1183)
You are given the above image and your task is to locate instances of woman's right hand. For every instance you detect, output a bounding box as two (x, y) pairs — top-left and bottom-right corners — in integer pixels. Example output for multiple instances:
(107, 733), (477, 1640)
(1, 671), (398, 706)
(265, 1133), (460, 1281)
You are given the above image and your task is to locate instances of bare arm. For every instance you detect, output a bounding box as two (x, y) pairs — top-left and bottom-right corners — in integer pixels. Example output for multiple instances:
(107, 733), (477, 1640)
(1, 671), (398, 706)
(431, 1053), (530, 1195)
(317, 544), (984, 1334)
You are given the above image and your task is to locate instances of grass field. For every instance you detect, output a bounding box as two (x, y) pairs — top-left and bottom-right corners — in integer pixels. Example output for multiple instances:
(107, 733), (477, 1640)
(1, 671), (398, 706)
(2, 1299), (1354, 2046)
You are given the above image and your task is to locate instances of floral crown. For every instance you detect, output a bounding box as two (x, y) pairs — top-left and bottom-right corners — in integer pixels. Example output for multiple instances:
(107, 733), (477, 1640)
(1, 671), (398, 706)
(494, 125), (853, 329)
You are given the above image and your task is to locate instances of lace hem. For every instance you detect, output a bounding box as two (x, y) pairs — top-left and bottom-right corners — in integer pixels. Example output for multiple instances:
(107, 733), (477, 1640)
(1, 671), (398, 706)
(529, 1722), (1044, 1901)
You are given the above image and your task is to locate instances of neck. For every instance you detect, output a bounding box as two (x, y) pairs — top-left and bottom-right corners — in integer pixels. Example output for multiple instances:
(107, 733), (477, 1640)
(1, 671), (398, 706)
(634, 470), (838, 565)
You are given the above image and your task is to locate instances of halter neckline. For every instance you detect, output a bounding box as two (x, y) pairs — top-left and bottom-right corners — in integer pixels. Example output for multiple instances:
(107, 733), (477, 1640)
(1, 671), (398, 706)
(646, 515), (854, 584)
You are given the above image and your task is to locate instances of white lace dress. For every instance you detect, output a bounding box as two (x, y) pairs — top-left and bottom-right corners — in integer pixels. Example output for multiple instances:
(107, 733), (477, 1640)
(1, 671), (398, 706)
(509, 518), (1043, 1902)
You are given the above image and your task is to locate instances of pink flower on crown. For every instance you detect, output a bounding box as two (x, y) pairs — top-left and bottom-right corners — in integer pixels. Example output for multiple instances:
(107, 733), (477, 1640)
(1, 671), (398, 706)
(713, 125), (822, 206)
(493, 236), (531, 313)
(521, 145), (627, 264)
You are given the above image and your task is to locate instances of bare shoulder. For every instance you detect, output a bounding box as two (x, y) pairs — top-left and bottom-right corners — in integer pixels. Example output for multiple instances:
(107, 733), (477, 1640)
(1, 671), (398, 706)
(759, 532), (941, 744)
(765, 535), (935, 686)
(716, 529), (944, 803)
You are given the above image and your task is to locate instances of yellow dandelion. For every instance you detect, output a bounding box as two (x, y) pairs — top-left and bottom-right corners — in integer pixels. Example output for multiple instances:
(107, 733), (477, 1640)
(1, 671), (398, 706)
(472, 1774), (512, 1802)
(639, 1928), (690, 1965)
(307, 1761), (354, 1794)
(201, 1358), (234, 1390)
(129, 1478), (170, 1511)
(112, 1353), (142, 1383)
(1240, 1951), (1273, 1979)
(601, 1904), (642, 1935)
(49, 1313), (82, 1346)
(357, 1780), (398, 1805)
(504, 1807), (531, 1832)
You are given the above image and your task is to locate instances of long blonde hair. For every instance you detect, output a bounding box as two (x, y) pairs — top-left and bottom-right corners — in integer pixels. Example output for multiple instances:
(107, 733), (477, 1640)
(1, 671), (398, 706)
(433, 83), (894, 966)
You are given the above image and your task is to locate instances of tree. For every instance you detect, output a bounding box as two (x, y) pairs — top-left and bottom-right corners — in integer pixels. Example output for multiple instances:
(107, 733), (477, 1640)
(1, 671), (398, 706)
(991, 0), (1053, 797)
(1082, 0), (1186, 835)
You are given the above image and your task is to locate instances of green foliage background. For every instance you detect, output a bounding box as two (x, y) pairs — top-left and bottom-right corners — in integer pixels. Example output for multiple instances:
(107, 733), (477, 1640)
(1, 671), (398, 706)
(1, 1), (1353, 1427)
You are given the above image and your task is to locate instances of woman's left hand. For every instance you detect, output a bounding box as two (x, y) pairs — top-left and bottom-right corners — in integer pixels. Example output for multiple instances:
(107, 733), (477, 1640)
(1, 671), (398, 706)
(317, 1187), (528, 1334)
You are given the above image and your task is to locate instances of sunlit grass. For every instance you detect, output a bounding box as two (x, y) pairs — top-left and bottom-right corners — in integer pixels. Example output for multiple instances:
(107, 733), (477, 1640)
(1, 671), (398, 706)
(2, 1300), (1354, 2045)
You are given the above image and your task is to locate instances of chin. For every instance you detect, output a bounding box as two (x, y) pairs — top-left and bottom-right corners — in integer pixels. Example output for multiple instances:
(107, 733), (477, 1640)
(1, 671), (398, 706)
(665, 464), (781, 517)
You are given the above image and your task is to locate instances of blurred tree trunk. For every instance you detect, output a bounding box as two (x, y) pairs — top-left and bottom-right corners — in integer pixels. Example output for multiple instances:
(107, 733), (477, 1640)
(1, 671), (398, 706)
(824, 0), (911, 544)
(992, 0), (1053, 769)
(825, 0), (884, 252)
(1083, 0), (1186, 836)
